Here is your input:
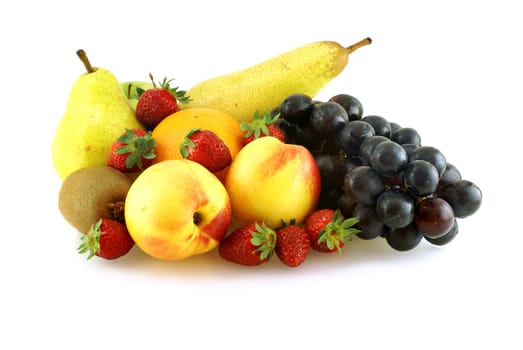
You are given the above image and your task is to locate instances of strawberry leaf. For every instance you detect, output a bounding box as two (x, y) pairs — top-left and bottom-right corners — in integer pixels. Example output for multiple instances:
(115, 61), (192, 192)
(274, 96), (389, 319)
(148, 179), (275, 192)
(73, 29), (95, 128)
(179, 128), (200, 158)
(240, 110), (279, 139)
(251, 222), (277, 261)
(158, 76), (192, 104)
(114, 128), (157, 170)
(317, 209), (360, 254)
(77, 219), (103, 260)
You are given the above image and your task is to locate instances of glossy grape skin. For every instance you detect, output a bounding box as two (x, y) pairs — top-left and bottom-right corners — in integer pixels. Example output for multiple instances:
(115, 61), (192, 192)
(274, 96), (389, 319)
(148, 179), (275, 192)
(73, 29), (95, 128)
(386, 223), (423, 251)
(274, 118), (296, 143)
(415, 197), (455, 239)
(344, 165), (384, 205)
(410, 146), (447, 176)
(343, 156), (363, 174)
(362, 115), (392, 138)
(358, 135), (389, 166)
(338, 194), (358, 217)
(353, 204), (384, 240)
(438, 163), (462, 190)
(370, 140), (408, 177)
(294, 123), (322, 152)
(328, 94), (363, 121)
(424, 220), (459, 246)
(403, 160), (440, 196)
(402, 143), (420, 159)
(337, 120), (376, 157)
(316, 154), (345, 191)
(279, 93), (313, 125)
(376, 191), (415, 228)
(310, 102), (349, 138)
(317, 188), (344, 210)
(391, 127), (421, 146)
(437, 180), (482, 218)
(390, 122), (402, 134)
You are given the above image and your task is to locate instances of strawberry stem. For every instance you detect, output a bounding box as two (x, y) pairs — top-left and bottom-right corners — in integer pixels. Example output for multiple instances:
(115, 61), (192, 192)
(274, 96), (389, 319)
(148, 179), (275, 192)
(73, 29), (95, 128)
(77, 218), (103, 260)
(115, 128), (157, 170)
(179, 128), (201, 158)
(317, 209), (360, 253)
(251, 222), (277, 261)
(240, 110), (279, 139)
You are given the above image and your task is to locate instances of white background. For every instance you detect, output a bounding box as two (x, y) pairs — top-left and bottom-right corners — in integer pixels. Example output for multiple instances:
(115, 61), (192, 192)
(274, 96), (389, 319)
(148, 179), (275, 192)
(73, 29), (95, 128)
(2, 1), (521, 349)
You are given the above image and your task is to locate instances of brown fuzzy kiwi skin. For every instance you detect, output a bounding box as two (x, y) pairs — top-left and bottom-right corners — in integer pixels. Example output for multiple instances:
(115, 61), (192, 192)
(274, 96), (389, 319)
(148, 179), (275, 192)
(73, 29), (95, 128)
(58, 166), (133, 234)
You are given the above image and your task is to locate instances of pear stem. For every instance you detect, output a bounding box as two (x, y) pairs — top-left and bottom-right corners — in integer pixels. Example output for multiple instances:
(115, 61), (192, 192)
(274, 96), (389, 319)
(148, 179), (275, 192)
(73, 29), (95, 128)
(76, 49), (96, 73)
(346, 37), (372, 54)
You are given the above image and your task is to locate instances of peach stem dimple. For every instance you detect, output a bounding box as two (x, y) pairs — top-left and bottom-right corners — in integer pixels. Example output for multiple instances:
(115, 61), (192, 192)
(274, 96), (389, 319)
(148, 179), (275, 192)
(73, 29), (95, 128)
(193, 212), (203, 225)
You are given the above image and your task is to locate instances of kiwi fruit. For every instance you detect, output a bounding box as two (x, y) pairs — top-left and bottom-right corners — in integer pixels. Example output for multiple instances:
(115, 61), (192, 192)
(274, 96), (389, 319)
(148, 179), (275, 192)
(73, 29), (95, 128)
(58, 166), (133, 234)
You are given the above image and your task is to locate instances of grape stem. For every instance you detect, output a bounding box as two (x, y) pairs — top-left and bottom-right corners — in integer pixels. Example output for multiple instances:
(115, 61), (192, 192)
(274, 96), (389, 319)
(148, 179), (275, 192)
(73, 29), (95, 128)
(346, 38), (372, 54)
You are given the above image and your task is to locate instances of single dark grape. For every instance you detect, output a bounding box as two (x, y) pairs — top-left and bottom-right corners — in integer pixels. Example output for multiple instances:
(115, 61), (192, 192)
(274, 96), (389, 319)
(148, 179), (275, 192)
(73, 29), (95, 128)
(409, 146), (447, 176)
(315, 154), (345, 191)
(424, 220), (459, 246)
(390, 122), (402, 134)
(310, 102), (349, 138)
(415, 197), (455, 239)
(437, 180), (482, 218)
(376, 190), (415, 228)
(358, 135), (389, 166)
(274, 118), (296, 144)
(343, 156), (363, 174)
(279, 93), (313, 125)
(403, 160), (440, 197)
(328, 94), (363, 121)
(437, 163), (461, 190)
(391, 127), (421, 146)
(319, 138), (343, 155)
(370, 140), (408, 177)
(317, 188), (344, 210)
(338, 194), (358, 217)
(386, 223), (423, 251)
(337, 120), (376, 157)
(402, 143), (420, 159)
(344, 165), (384, 205)
(353, 203), (384, 240)
(362, 115), (391, 138)
(294, 123), (322, 152)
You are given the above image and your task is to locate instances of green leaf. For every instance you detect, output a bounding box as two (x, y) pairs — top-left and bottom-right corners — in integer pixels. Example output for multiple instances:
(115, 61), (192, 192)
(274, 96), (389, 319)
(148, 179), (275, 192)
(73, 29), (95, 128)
(77, 219), (103, 260)
(317, 209), (360, 254)
(179, 128), (200, 158)
(240, 110), (276, 139)
(113, 129), (157, 170)
(250, 221), (277, 261)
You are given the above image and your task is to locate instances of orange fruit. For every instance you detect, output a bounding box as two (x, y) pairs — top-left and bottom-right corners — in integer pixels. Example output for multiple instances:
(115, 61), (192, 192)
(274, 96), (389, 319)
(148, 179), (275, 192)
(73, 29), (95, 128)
(151, 108), (244, 181)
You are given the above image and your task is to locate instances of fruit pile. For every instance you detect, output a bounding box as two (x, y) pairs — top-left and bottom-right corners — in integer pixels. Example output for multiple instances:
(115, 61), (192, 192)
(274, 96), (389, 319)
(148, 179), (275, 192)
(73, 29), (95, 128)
(52, 38), (482, 267)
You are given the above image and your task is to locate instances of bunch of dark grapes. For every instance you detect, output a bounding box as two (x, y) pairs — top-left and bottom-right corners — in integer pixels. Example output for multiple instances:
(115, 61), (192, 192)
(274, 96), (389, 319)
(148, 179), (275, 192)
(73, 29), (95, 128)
(273, 93), (482, 251)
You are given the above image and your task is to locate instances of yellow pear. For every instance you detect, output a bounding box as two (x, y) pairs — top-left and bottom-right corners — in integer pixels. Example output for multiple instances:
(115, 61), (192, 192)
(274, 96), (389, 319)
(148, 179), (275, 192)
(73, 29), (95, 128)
(181, 38), (371, 123)
(52, 50), (143, 180)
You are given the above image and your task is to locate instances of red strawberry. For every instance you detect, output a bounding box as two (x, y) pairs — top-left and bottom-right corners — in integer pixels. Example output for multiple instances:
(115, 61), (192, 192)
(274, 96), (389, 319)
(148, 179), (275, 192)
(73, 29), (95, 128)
(275, 223), (310, 267)
(218, 222), (277, 266)
(179, 128), (232, 172)
(304, 209), (360, 253)
(77, 219), (134, 260)
(135, 75), (191, 130)
(107, 128), (156, 173)
(240, 110), (286, 145)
